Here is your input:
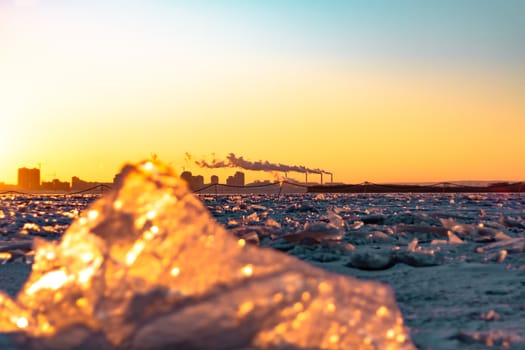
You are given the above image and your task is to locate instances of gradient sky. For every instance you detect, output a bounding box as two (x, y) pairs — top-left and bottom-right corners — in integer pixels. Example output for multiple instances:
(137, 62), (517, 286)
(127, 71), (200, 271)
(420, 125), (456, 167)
(1, 0), (524, 184)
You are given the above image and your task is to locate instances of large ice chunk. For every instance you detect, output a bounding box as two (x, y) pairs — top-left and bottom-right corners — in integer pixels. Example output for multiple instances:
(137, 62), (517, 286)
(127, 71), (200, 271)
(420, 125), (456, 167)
(0, 161), (414, 349)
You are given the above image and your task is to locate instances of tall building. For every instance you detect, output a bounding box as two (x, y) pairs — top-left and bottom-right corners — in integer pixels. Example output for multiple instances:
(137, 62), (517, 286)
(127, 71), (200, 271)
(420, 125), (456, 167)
(72, 176), (89, 191)
(226, 171), (245, 187)
(18, 167), (40, 190)
(180, 171), (204, 191)
(211, 175), (219, 184)
(181, 171), (193, 187)
(193, 175), (204, 190)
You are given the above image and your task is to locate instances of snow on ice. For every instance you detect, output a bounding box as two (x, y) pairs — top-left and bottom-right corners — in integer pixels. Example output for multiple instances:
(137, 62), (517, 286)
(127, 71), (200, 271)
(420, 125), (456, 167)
(0, 161), (413, 350)
(0, 165), (524, 349)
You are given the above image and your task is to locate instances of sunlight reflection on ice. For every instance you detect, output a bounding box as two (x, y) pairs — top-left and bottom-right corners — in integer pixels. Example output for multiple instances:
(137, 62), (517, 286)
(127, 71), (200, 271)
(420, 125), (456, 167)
(0, 161), (414, 349)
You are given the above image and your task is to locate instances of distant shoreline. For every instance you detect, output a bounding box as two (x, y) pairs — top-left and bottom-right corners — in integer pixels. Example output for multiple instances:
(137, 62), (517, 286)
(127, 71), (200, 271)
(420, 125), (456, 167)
(306, 182), (525, 193)
(2, 181), (524, 195)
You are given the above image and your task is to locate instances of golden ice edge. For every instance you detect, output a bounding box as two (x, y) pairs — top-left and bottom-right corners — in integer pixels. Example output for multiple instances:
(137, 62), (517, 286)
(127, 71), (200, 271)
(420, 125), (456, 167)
(0, 161), (414, 350)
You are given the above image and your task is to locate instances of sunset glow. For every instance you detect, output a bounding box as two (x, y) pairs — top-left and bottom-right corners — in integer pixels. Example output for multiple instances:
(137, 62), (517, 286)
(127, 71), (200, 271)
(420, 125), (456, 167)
(0, 1), (523, 185)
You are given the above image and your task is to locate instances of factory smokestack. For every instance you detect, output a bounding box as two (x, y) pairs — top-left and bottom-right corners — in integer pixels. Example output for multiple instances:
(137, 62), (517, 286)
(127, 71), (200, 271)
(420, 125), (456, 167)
(192, 153), (332, 178)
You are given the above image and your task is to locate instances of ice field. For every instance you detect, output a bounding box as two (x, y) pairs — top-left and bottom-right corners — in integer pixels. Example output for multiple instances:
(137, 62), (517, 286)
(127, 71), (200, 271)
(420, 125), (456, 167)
(0, 164), (524, 349)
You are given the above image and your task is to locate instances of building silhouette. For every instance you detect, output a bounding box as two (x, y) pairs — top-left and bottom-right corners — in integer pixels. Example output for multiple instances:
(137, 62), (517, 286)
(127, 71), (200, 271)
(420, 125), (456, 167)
(226, 171), (245, 187)
(181, 171), (204, 191)
(41, 179), (70, 192)
(0, 182), (17, 191)
(71, 176), (96, 191)
(18, 168), (40, 190)
(211, 175), (219, 184)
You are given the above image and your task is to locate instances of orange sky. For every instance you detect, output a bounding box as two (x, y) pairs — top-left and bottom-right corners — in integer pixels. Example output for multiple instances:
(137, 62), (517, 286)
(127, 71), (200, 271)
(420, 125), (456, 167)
(1, 1), (524, 185)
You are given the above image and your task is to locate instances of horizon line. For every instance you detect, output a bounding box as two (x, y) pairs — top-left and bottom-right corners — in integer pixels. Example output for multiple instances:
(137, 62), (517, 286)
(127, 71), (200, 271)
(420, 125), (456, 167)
(1, 167), (524, 187)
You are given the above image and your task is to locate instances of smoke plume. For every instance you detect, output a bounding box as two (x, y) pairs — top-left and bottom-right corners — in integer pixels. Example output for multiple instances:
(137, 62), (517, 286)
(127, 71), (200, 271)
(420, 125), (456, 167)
(194, 153), (331, 175)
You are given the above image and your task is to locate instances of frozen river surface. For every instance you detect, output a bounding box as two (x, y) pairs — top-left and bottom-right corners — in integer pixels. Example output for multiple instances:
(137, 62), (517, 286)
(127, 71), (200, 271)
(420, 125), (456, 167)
(1, 192), (524, 349)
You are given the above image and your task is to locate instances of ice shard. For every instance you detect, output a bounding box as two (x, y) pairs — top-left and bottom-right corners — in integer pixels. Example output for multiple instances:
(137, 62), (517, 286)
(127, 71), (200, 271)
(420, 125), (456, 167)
(0, 161), (414, 349)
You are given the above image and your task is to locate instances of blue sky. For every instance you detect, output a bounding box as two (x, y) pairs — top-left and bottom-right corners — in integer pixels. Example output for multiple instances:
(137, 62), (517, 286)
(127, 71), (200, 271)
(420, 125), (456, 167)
(165, 0), (525, 69)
